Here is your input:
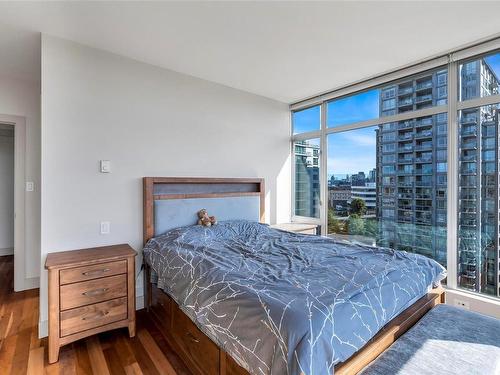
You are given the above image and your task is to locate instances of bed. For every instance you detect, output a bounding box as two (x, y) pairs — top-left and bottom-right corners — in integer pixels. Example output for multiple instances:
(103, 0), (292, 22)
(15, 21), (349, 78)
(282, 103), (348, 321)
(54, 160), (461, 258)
(142, 177), (446, 375)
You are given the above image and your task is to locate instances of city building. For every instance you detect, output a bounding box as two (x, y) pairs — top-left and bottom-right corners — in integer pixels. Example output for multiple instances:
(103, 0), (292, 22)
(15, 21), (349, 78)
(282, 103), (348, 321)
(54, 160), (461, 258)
(376, 69), (449, 266)
(377, 62), (500, 296)
(368, 168), (377, 183)
(328, 186), (351, 213)
(350, 183), (377, 214)
(457, 59), (500, 296)
(295, 140), (320, 218)
(351, 171), (366, 186)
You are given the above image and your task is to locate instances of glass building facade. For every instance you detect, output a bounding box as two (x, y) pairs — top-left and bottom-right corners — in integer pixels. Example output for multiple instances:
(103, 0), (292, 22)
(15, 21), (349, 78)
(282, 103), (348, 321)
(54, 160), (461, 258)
(376, 69), (449, 266)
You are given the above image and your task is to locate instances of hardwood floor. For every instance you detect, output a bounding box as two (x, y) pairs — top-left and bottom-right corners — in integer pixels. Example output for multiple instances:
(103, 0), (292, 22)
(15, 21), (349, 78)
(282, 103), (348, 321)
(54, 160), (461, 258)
(0, 255), (191, 374)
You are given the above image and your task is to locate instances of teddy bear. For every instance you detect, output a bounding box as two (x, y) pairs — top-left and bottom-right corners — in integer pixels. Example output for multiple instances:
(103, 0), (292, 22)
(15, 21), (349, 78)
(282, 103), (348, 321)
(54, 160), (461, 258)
(197, 209), (217, 227)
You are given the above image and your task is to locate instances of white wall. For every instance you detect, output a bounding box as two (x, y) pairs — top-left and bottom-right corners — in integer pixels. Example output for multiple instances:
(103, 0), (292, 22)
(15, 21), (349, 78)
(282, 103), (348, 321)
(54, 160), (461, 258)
(0, 130), (14, 253)
(0, 74), (41, 287)
(39, 35), (291, 336)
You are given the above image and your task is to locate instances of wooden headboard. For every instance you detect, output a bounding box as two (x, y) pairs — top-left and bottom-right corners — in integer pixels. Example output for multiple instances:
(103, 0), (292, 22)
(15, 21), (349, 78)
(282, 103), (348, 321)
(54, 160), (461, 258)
(143, 177), (265, 245)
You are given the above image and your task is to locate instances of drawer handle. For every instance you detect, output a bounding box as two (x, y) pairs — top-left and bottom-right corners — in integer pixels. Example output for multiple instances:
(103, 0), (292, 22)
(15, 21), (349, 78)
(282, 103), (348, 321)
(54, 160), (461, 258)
(82, 288), (109, 296)
(82, 310), (109, 321)
(185, 332), (200, 343)
(82, 268), (111, 276)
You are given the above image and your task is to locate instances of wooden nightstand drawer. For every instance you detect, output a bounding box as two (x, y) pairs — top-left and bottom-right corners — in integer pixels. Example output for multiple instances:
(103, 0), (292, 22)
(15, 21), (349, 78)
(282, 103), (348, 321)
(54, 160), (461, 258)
(60, 260), (127, 285)
(60, 274), (127, 310)
(60, 297), (128, 337)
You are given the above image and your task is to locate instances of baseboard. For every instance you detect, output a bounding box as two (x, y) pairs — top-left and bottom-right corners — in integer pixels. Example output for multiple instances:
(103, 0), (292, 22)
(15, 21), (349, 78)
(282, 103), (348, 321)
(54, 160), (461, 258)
(19, 276), (39, 291)
(38, 319), (48, 338)
(0, 247), (13, 256)
(136, 294), (144, 310)
(14, 276), (39, 292)
(39, 294), (145, 338)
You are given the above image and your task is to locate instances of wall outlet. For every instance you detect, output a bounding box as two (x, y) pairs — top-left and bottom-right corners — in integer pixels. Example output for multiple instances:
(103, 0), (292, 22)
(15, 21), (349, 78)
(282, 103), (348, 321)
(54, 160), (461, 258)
(100, 221), (111, 234)
(454, 299), (470, 310)
(100, 160), (111, 173)
(26, 181), (34, 192)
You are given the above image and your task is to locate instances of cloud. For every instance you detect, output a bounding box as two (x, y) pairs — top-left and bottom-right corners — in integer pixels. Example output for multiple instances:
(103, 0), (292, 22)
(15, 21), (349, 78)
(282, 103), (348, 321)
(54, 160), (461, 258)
(340, 131), (376, 147)
(327, 155), (375, 175)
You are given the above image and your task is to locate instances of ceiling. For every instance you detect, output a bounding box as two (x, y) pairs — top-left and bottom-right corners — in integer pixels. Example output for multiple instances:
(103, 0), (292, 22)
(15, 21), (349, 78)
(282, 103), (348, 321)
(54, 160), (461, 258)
(0, 1), (500, 103)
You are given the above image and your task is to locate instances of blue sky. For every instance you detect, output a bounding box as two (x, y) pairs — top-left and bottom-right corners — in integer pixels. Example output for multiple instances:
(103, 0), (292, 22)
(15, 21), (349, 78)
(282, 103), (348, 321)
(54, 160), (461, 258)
(485, 54), (500, 80)
(327, 90), (379, 127)
(327, 126), (377, 177)
(292, 106), (320, 134)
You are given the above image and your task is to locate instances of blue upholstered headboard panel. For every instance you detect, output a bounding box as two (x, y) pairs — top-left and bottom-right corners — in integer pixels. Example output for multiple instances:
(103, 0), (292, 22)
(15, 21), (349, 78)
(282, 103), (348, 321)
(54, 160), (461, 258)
(154, 196), (261, 236)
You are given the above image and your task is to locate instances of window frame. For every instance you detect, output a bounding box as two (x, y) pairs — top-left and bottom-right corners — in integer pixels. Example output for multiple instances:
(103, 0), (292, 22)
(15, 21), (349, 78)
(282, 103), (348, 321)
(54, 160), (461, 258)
(290, 38), (500, 301)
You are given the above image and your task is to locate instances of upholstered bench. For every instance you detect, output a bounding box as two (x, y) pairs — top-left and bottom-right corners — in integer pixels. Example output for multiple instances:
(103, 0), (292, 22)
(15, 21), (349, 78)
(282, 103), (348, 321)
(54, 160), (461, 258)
(360, 304), (500, 375)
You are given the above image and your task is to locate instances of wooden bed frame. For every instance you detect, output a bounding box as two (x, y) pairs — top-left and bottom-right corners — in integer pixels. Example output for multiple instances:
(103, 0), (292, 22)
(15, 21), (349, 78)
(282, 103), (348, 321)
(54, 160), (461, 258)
(142, 177), (445, 375)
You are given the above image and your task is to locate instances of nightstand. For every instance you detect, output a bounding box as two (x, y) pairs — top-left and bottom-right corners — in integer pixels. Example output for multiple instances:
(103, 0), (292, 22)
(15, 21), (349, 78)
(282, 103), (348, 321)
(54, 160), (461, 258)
(270, 223), (320, 235)
(45, 244), (136, 364)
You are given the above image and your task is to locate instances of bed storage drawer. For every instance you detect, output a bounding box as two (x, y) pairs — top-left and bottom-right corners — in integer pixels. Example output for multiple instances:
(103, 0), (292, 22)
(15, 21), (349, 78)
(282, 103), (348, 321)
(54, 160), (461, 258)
(60, 297), (128, 337)
(60, 260), (127, 284)
(60, 274), (127, 310)
(172, 304), (219, 375)
(151, 285), (172, 330)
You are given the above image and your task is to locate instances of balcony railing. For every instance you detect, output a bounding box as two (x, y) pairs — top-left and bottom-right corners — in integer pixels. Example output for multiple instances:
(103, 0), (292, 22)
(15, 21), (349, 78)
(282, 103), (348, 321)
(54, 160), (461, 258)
(415, 118), (433, 127)
(398, 87), (414, 96)
(398, 182), (414, 187)
(398, 147), (413, 152)
(398, 99), (413, 107)
(415, 94), (433, 103)
(398, 133), (413, 140)
(459, 220), (477, 227)
(461, 117), (477, 125)
(415, 181), (432, 187)
(415, 144), (432, 151)
(398, 121), (414, 129)
(415, 168), (433, 175)
(416, 81), (433, 90)
(398, 205), (413, 211)
(461, 154), (477, 161)
(397, 169), (413, 175)
(415, 194), (432, 199)
(461, 128), (477, 136)
(415, 206), (432, 212)
(460, 194), (477, 200)
(415, 157), (432, 163)
(398, 193), (413, 199)
(461, 142), (477, 149)
(415, 131), (432, 138)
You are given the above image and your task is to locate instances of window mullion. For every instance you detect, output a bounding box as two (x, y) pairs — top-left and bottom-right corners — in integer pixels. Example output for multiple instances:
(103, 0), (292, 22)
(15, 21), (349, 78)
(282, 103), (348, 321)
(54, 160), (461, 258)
(320, 102), (328, 235)
(447, 59), (459, 289)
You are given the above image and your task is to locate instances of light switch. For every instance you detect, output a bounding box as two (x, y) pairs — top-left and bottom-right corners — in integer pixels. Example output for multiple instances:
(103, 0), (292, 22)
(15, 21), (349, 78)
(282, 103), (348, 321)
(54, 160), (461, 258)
(100, 160), (111, 173)
(26, 181), (34, 192)
(100, 221), (111, 234)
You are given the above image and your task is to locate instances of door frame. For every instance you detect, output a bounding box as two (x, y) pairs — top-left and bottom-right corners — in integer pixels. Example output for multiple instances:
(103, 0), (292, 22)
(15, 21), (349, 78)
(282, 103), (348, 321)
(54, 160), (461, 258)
(0, 114), (26, 292)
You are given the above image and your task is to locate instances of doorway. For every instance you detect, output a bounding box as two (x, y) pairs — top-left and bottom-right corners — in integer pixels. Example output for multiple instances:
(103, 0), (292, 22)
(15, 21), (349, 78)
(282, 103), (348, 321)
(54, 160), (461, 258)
(0, 115), (27, 292)
(0, 124), (14, 265)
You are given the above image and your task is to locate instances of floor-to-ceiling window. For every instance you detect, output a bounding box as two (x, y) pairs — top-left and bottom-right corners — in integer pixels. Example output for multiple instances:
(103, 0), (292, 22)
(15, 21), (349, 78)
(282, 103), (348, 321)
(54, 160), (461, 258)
(291, 45), (500, 299)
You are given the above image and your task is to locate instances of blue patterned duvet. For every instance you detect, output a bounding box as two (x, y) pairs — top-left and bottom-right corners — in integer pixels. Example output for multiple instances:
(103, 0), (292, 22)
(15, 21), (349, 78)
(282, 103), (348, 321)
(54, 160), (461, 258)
(143, 220), (445, 375)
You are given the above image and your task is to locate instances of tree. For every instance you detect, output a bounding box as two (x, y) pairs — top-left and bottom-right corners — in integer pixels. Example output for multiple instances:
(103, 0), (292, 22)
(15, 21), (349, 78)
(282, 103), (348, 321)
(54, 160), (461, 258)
(328, 209), (346, 234)
(350, 198), (367, 216)
(347, 214), (365, 235)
